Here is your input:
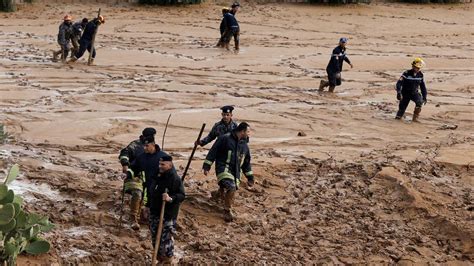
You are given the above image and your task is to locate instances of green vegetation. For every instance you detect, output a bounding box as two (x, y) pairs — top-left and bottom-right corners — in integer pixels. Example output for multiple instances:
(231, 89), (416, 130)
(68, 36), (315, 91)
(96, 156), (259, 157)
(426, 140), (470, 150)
(0, 164), (54, 265)
(0, 124), (10, 144)
(0, 0), (15, 12)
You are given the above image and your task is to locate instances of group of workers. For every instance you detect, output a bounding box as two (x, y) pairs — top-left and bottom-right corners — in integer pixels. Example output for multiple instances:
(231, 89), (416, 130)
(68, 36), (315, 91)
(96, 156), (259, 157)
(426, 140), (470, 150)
(53, 14), (105, 65)
(119, 106), (253, 263)
(216, 2), (241, 50)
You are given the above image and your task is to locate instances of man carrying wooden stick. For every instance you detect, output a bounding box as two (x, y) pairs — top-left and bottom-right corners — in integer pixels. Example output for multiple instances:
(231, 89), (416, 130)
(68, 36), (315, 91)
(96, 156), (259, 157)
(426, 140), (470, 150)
(143, 155), (185, 263)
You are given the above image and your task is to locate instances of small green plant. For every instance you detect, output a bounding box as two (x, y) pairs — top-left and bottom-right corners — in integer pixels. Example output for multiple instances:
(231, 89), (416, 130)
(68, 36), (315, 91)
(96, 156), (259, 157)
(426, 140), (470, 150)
(0, 124), (10, 144)
(0, 164), (54, 265)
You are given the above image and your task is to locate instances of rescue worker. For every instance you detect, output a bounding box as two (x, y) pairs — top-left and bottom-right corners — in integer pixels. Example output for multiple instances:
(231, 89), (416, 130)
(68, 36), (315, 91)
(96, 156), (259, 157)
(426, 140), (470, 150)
(216, 7), (231, 48)
(52, 15), (73, 62)
(70, 18), (89, 57)
(125, 134), (169, 230)
(395, 58), (428, 122)
(319, 37), (354, 93)
(196, 105), (237, 147)
(221, 2), (240, 51)
(118, 127), (156, 230)
(203, 122), (254, 222)
(142, 155), (185, 264)
(69, 15), (105, 65)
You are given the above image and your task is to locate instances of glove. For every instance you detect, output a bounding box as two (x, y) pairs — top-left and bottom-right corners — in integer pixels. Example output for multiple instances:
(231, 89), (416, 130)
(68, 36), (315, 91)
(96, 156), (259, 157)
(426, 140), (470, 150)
(397, 93), (402, 101)
(194, 140), (201, 147)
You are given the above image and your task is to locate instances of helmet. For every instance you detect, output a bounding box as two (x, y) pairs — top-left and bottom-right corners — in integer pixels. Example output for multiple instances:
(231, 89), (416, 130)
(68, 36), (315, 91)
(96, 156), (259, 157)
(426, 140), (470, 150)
(222, 7), (230, 11)
(63, 15), (72, 21)
(98, 15), (105, 24)
(412, 57), (425, 69)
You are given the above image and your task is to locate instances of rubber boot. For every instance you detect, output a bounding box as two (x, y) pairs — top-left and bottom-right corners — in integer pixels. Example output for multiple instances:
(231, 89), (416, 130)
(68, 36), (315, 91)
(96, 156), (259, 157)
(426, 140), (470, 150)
(328, 86), (336, 93)
(210, 187), (224, 203)
(130, 195), (141, 230)
(412, 106), (422, 122)
(319, 80), (329, 92)
(68, 56), (78, 63)
(223, 190), (236, 222)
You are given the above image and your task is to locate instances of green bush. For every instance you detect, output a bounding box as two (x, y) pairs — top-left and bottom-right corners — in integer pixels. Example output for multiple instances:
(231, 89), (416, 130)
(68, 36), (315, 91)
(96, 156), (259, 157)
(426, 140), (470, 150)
(0, 165), (54, 265)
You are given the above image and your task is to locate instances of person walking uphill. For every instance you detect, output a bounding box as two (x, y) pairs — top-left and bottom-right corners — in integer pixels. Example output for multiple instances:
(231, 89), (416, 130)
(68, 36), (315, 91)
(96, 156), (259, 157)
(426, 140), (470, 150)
(118, 127), (156, 230)
(52, 15), (73, 62)
(196, 105), (237, 147)
(395, 58), (428, 122)
(203, 122), (255, 222)
(319, 37), (354, 93)
(69, 15), (105, 65)
(142, 156), (185, 264)
(124, 134), (169, 230)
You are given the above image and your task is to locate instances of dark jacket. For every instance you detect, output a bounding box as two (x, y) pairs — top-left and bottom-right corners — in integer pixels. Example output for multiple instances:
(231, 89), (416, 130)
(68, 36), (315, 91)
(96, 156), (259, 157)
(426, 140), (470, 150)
(223, 13), (239, 33)
(396, 69), (427, 100)
(203, 132), (253, 186)
(200, 120), (238, 146)
(80, 19), (99, 43)
(326, 45), (351, 73)
(71, 21), (86, 39)
(119, 139), (144, 167)
(57, 22), (72, 46)
(127, 144), (169, 193)
(147, 169), (185, 219)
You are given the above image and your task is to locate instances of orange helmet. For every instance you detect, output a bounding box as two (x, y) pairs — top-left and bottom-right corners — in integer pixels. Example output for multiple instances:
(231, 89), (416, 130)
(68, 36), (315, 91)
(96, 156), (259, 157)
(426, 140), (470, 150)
(98, 15), (105, 24)
(63, 15), (72, 21)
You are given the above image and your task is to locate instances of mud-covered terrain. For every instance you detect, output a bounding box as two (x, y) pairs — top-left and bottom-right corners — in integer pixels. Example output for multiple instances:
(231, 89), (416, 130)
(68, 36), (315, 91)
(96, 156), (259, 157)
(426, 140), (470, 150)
(0, 1), (473, 264)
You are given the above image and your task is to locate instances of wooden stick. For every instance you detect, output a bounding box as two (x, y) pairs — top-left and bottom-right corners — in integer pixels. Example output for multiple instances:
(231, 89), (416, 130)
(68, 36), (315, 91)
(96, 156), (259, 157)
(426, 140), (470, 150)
(181, 123), (206, 181)
(151, 188), (168, 265)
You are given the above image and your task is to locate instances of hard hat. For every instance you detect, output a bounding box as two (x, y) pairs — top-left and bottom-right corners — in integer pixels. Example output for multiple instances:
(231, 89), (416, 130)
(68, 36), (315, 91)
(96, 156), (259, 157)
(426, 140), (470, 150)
(412, 57), (425, 69)
(98, 15), (105, 24)
(222, 7), (230, 11)
(63, 15), (72, 21)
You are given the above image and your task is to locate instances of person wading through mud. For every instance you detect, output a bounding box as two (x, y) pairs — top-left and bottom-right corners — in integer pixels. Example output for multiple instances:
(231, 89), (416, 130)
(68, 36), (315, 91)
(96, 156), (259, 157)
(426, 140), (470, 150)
(52, 15), (73, 62)
(319, 37), (354, 93)
(196, 105), (238, 202)
(216, 7), (231, 48)
(203, 122), (254, 222)
(123, 134), (169, 230)
(70, 18), (89, 58)
(142, 155), (185, 264)
(221, 2), (241, 51)
(395, 58), (428, 122)
(119, 127), (156, 230)
(69, 15), (105, 65)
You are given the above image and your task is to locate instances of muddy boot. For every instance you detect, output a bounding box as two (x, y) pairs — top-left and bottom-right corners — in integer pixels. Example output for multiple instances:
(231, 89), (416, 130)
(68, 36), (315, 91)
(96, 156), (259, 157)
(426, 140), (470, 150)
(87, 58), (94, 66)
(319, 80), (328, 92)
(412, 106), (422, 122)
(395, 116), (402, 120)
(159, 256), (174, 265)
(52, 51), (61, 62)
(210, 188), (224, 203)
(224, 42), (230, 51)
(68, 56), (78, 63)
(130, 196), (141, 230)
(328, 86), (336, 93)
(223, 190), (236, 222)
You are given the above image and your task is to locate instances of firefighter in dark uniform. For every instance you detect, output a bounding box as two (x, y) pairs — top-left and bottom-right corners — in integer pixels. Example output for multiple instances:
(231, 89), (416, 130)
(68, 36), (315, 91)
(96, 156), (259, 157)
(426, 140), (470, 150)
(124, 134), (169, 230)
(221, 2), (240, 51)
(69, 15), (105, 65)
(196, 105), (238, 147)
(118, 127), (156, 230)
(203, 122), (254, 222)
(142, 155), (185, 264)
(395, 58), (427, 122)
(319, 37), (353, 93)
(216, 7), (231, 48)
(52, 15), (73, 62)
(70, 18), (89, 57)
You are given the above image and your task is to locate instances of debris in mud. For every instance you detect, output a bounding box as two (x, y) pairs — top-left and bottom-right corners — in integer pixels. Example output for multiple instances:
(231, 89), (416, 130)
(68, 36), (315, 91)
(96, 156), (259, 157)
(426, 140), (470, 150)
(437, 124), (458, 130)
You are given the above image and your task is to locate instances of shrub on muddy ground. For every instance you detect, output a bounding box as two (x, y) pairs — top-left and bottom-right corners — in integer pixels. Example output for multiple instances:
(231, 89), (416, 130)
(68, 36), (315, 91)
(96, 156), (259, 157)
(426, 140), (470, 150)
(0, 164), (54, 265)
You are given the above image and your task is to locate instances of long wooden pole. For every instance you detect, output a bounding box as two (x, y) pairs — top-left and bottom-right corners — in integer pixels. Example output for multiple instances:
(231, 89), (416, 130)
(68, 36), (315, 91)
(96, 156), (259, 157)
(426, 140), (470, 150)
(151, 188), (168, 265)
(181, 123), (206, 181)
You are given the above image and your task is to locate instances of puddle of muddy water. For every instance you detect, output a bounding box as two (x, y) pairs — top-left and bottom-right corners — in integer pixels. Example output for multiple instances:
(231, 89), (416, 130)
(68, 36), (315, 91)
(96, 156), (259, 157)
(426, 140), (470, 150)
(9, 179), (65, 203)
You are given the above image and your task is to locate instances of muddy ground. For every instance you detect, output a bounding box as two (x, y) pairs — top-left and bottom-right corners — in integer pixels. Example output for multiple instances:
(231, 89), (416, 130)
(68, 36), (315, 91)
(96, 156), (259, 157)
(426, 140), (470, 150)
(0, 0), (473, 264)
